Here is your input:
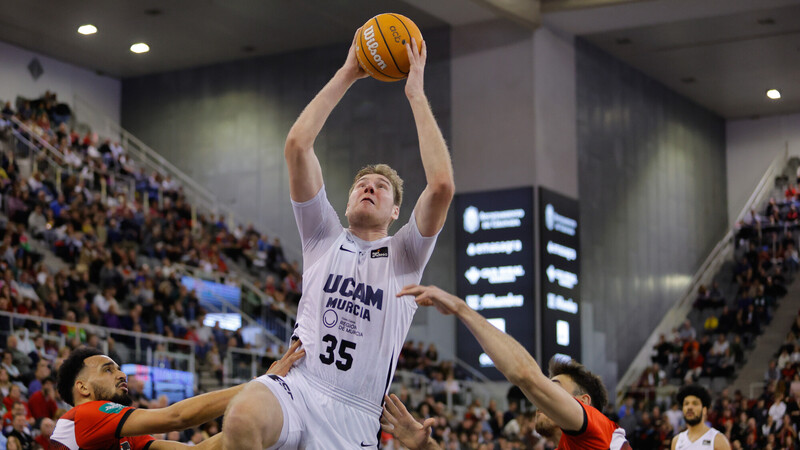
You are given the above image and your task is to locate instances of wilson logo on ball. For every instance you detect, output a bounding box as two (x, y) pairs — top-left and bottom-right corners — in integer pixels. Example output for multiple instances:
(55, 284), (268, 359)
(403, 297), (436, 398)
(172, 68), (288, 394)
(362, 25), (388, 70)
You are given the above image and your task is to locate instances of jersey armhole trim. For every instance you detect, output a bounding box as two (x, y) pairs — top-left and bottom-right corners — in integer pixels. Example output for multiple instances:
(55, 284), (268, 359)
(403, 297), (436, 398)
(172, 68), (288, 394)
(561, 400), (588, 436)
(144, 440), (154, 450)
(114, 408), (135, 439)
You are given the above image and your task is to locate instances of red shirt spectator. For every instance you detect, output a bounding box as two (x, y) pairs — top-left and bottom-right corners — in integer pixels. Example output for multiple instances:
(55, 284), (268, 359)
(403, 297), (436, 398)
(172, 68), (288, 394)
(29, 379), (58, 420)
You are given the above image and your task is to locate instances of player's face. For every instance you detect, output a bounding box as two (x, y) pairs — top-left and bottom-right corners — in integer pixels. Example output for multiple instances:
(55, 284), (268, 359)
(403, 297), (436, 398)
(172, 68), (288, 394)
(84, 355), (132, 406)
(682, 395), (705, 426)
(345, 174), (399, 228)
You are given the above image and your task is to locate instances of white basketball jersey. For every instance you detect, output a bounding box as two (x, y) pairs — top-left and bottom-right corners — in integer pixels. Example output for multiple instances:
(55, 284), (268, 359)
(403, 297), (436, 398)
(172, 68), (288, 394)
(675, 427), (721, 450)
(290, 186), (438, 411)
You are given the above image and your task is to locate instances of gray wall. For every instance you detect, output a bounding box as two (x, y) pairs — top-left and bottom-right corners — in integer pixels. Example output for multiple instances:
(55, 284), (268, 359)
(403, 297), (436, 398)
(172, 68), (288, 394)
(0, 39), (121, 126)
(121, 29), (456, 357)
(575, 39), (728, 390)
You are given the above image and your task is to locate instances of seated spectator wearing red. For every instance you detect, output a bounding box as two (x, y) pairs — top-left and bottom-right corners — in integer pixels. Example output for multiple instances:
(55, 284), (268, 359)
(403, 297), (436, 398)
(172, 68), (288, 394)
(2, 384), (28, 412)
(786, 184), (797, 201)
(28, 377), (57, 421)
(2, 402), (33, 431)
(36, 417), (56, 450)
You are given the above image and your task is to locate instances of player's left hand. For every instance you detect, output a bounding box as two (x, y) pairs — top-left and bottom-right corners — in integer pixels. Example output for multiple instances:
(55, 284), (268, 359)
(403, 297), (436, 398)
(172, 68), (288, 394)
(404, 38), (427, 101)
(266, 339), (305, 377)
(381, 394), (435, 449)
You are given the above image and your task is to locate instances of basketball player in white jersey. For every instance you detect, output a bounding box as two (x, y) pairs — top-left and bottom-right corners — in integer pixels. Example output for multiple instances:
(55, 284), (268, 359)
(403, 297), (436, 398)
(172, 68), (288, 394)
(221, 28), (454, 450)
(672, 385), (731, 450)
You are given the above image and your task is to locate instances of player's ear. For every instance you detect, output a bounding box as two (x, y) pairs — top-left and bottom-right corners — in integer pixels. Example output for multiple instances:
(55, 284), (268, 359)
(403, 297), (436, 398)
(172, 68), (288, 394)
(577, 392), (592, 407)
(76, 379), (91, 399)
(391, 205), (399, 221)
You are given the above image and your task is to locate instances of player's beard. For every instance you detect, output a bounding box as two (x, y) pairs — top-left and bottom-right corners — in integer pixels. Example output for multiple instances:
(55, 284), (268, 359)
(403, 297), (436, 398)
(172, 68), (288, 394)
(535, 412), (559, 438)
(92, 382), (133, 406)
(684, 411), (702, 426)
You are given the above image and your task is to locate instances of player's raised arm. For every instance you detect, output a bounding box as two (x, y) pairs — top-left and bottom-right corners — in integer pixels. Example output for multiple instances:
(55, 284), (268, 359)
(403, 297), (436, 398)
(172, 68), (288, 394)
(403, 39), (455, 237)
(285, 30), (368, 203)
(122, 342), (304, 436)
(398, 285), (586, 432)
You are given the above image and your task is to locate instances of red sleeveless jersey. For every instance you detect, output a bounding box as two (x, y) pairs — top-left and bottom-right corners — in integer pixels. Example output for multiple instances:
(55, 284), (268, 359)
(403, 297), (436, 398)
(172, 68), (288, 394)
(49, 401), (155, 450)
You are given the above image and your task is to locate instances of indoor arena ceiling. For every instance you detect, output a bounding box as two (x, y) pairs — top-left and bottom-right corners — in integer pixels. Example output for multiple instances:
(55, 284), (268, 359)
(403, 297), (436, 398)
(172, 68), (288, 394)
(1, 0), (799, 119)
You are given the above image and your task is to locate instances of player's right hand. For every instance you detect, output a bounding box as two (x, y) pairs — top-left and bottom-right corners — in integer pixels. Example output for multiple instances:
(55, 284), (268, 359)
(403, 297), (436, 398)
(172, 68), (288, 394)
(266, 339), (305, 377)
(341, 29), (369, 83)
(397, 285), (463, 316)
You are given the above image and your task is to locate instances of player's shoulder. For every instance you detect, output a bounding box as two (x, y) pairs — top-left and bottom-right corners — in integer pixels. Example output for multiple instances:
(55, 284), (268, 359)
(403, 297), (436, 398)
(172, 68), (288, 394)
(74, 401), (131, 418)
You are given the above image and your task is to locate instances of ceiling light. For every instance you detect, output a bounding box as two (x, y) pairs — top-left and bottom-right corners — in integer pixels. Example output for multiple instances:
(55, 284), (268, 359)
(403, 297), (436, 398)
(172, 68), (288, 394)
(766, 89), (781, 100)
(78, 25), (97, 35)
(130, 43), (150, 54)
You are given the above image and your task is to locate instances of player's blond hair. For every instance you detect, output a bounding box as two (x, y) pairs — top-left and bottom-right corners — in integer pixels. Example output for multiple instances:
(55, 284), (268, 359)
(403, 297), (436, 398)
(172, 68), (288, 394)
(349, 164), (404, 208)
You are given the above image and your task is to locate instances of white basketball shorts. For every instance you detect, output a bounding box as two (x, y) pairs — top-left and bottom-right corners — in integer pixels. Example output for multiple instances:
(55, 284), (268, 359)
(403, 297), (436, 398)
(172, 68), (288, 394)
(254, 369), (382, 449)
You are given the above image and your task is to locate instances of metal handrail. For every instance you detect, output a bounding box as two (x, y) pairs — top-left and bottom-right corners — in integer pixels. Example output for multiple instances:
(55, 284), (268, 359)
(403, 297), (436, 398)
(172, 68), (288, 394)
(454, 356), (493, 384)
(10, 117), (66, 161)
(71, 95), (300, 263)
(0, 310), (196, 378)
(172, 263), (287, 347)
(615, 145), (792, 406)
(72, 96), (229, 219)
(10, 129), (69, 175)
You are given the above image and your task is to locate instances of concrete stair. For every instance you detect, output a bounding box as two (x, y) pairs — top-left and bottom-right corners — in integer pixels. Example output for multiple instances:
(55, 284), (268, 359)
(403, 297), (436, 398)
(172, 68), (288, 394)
(729, 278), (800, 397)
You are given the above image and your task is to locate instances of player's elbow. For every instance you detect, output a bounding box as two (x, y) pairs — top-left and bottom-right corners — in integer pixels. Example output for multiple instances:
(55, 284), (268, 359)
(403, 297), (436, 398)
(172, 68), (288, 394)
(284, 136), (306, 159)
(506, 365), (536, 388)
(429, 179), (455, 202)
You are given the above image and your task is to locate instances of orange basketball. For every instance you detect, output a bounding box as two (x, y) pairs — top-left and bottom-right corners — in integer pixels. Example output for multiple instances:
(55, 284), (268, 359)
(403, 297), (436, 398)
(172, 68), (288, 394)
(355, 13), (423, 82)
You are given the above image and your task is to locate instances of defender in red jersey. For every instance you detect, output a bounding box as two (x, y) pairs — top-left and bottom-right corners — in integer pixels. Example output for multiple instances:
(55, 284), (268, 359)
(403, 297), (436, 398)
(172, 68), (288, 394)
(51, 344), (303, 450)
(382, 285), (630, 450)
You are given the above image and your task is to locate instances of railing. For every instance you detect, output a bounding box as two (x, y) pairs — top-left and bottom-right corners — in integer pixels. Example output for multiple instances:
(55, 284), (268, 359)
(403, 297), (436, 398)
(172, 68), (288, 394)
(10, 117), (66, 162)
(71, 95), (300, 263)
(615, 145), (791, 406)
(0, 310), (197, 385)
(391, 369), (492, 413)
(172, 263), (292, 347)
(222, 346), (279, 386)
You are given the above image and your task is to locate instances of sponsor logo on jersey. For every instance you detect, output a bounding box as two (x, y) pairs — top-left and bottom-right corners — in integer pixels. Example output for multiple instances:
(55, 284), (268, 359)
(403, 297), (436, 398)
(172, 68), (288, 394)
(268, 375), (294, 400)
(371, 247), (388, 258)
(323, 274), (383, 310)
(702, 440), (711, 445)
(339, 244), (355, 254)
(99, 402), (125, 414)
(322, 310), (338, 328)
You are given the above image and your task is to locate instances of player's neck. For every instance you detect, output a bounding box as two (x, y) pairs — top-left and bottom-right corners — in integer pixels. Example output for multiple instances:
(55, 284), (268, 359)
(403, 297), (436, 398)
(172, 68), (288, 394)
(687, 423), (710, 439)
(348, 226), (388, 242)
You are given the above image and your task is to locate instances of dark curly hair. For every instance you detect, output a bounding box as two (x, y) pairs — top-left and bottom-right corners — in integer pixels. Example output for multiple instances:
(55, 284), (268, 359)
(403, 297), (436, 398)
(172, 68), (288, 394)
(57, 347), (104, 406)
(676, 384), (711, 409)
(548, 357), (609, 412)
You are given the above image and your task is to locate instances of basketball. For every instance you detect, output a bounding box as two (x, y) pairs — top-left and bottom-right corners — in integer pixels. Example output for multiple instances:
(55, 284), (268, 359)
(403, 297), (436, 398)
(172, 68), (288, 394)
(355, 13), (423, 82)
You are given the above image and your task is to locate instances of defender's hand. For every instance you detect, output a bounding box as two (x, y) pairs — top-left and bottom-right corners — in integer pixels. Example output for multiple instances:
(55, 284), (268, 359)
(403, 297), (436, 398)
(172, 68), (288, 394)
(266, 339), (305, 377)
(397, 285), (462, 316)
(381, 394), (436, 449)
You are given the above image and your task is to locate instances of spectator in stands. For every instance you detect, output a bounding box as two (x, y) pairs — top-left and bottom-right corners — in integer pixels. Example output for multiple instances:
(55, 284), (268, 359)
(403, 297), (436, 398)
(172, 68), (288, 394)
(679, 319), (697, 342)
(28, 376), (57, 421)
